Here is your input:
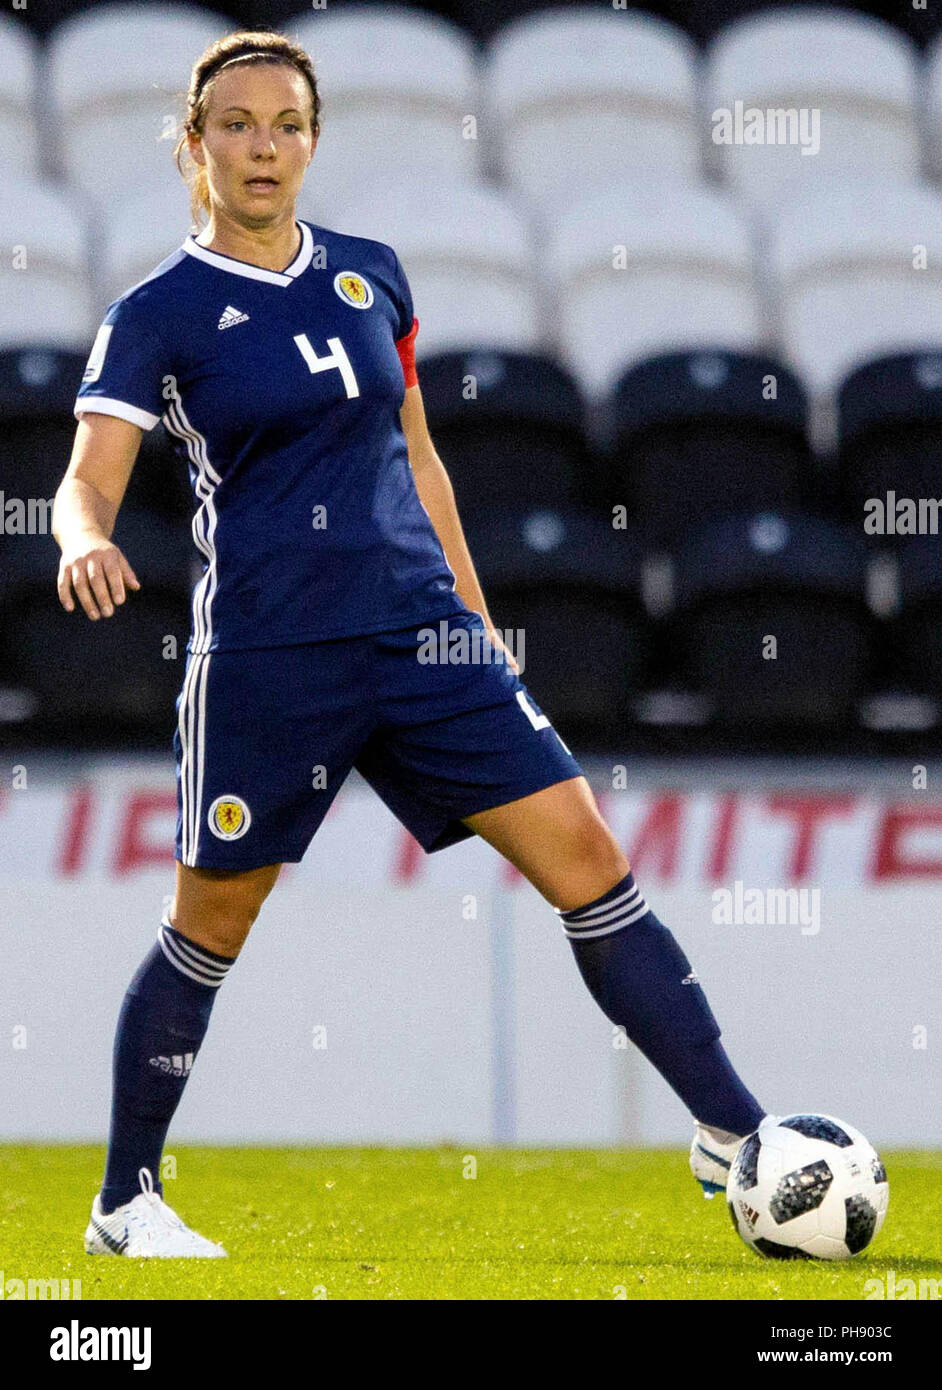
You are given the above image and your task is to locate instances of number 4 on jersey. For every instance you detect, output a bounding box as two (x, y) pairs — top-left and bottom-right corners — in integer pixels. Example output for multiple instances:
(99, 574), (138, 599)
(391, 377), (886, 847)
(294, 334), (360, 399)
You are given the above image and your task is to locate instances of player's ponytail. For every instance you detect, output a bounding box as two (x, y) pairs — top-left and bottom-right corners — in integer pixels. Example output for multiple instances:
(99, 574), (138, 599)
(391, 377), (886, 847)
(173, 31), (321, 229)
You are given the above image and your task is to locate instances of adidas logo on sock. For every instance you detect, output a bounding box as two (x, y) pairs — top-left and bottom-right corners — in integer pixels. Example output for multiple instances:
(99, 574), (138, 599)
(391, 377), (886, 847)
(218, 305), (250, 330)
(149, 1053), (193, 1077)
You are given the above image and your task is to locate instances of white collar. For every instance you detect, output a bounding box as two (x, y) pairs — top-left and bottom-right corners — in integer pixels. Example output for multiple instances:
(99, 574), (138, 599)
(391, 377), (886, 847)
(182, 220), (314, 287)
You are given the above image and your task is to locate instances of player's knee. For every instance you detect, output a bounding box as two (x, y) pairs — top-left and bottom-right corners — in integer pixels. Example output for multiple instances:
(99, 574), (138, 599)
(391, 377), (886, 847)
(174, 879), (270, 957)
(548, 820), (629, 912)
(571, 818), (628, 885)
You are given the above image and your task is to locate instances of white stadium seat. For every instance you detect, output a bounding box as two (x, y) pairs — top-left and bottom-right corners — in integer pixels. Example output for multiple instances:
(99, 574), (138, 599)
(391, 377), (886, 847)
(545, 182), (763, 400)
(486, 9), (700, 213)
(0, 179), (94, 350)
(299, 178), (543, 357)
(98, 186), (196, 305)
(0, 15), (41, 180)
(706, 7), (922, 213)
(292, 6), (481, 193)
(922, 29), (942, 177)
(770, 175), (942, 399)
(47, 3), (231, 206)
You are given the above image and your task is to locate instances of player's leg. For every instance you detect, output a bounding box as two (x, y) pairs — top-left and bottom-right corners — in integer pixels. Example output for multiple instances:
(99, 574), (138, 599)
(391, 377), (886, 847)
(87, 861), (281, 1256)
(170, 859), (283, 956)
(88, 634), (374, 1253)
(461, 776), (766, 1185)
(361, 612), (765, 1190)
(462, 773), (628, 908)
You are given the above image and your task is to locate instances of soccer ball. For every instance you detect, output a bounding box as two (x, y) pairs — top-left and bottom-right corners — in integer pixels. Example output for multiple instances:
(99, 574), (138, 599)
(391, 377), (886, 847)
(727, 1113), (889, 1260)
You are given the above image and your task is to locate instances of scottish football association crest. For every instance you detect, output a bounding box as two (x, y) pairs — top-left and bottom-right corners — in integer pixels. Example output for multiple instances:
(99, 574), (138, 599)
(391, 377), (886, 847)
(208, 794), (251, 840)
(333, 270), (374, 309)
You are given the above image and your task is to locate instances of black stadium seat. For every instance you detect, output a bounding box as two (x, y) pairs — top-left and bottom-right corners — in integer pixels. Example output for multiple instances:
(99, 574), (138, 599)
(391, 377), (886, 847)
(17, 0), (942, 47)
(0, 346), (91, 498)
(433, 0), (942, 47)
(459, 501), (649, 744)
(0, 506), (193, 743)
(418, 349), (598, 511)
(246, 1), (312, 31)
(889, 536), (942, 700)
(671, 511), (874, 731)
(608, 350), (811, 549)
(0, 346), (192, 523)
(837, 351), (942, 540)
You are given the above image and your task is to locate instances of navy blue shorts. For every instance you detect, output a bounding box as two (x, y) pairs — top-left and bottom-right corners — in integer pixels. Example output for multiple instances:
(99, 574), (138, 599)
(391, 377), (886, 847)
(173, 610), (583, 869)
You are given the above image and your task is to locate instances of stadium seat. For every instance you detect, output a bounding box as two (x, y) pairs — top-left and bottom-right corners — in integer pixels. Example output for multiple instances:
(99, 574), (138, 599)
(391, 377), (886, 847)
(706, 8), (922, 213)
(302, 178), (543, 357)
(98, 185), (196, 304)
(0, 346), (89, 510)
(47, 4), (231, 205)
(459, 502), (649, 743)
(459, 0), (942, 48)
(770, 175), (942, 402)
(921, 28), (942, 176)
(546, 182), (763, 400)
(837, 352), (942, 536)
(0, 344), (192, 524)
(0, 179), (95, 350)
(292, 6), (480, 192)
(609, 350), (812, 548)
(418, 349), (596, 511)
(0, 505), (194, 742)
(485, 9), (699, 213)
(0, 15), (41, 180)
(671, 510), (874, 729)
(889, 536), (942, 699)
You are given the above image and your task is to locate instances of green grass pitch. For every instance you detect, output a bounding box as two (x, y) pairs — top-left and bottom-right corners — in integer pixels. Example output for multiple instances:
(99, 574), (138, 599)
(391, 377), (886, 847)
(2, 1145), (939, 1300)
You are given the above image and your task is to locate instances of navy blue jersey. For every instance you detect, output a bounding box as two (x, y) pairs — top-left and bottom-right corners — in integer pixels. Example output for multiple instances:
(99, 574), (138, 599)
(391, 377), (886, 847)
(74, 219), (465, 651)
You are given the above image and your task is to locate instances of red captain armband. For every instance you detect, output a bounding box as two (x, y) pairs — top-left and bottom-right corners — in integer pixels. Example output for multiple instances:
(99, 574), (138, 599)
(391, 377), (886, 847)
(395, 317), (419, 389)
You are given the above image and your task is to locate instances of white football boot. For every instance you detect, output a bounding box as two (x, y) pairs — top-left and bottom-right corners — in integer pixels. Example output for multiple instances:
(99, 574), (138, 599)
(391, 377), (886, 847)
(84, 1167), (227, 1258)
(690, 1122), (750, 1198)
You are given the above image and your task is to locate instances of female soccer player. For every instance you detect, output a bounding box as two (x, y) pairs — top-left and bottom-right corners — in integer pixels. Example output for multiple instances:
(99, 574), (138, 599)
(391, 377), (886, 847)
(53, 31), (766, 1257)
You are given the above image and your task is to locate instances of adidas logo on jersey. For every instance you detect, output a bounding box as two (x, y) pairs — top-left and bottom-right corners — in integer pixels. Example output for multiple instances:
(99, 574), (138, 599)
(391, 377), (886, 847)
(218, 305), (250, 330)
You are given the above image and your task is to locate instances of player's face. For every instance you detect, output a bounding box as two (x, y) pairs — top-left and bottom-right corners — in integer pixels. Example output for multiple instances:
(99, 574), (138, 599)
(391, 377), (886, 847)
(190, 64), (317, 225)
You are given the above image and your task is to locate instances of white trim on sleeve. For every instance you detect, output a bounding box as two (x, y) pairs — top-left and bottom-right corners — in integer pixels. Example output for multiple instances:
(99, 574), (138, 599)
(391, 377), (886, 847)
(73, 397), (162, 431)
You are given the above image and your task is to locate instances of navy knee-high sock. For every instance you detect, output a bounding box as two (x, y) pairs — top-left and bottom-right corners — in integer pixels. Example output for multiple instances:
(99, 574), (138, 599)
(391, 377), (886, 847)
(558, 871), (765, 1135)
(99, 916), (235, 1214)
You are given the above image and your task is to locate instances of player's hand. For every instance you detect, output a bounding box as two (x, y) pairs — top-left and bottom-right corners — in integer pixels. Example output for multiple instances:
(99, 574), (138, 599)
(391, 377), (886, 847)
(486, 626), (520, 675)
(57, 534), (141, 620)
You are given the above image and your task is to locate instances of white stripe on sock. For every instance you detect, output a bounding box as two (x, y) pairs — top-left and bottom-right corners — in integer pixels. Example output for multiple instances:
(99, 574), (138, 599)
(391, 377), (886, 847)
(556, 880), (650, 941)
(157, 923), (231, 987)
(557, 884), (644, 926)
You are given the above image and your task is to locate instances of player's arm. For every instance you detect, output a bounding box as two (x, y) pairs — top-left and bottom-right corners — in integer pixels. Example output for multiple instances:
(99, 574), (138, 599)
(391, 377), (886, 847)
(400, 384), (519, 672)
(52, 414), (143, 620)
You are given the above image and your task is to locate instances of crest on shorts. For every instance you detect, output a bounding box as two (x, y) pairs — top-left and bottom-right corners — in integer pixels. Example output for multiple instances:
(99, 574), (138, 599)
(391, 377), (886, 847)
(208, 794), (251, 841)
(333, 270), (373, 309)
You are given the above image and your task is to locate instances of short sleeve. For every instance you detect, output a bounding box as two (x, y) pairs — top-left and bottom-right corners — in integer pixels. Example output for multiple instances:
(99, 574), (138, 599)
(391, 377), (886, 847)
(74, 295), (168, 432)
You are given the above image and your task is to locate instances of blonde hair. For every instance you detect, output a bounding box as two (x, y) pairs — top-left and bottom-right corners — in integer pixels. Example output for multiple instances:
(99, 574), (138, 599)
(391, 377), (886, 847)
(173, 30), (321, 228)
